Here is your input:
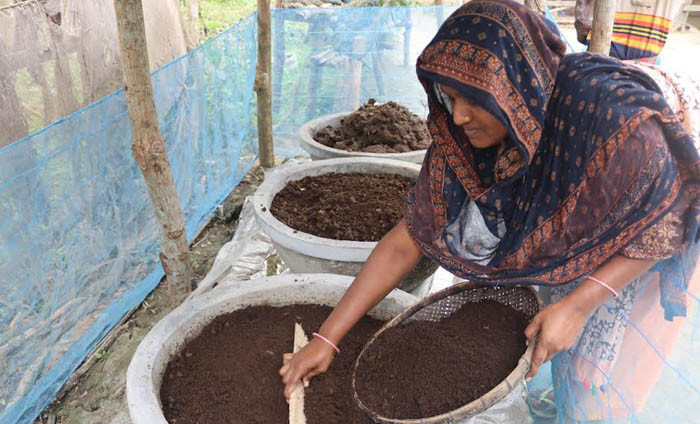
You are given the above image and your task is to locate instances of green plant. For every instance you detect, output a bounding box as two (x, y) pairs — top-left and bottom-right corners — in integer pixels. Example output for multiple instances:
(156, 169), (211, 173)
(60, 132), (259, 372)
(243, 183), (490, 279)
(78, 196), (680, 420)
(199, 0), (257, 39)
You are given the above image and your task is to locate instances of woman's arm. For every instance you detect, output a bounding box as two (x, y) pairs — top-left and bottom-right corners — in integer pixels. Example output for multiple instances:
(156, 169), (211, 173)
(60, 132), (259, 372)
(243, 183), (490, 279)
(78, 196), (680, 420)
(279, 219), (423, 398)
(524, 255), (656, 378)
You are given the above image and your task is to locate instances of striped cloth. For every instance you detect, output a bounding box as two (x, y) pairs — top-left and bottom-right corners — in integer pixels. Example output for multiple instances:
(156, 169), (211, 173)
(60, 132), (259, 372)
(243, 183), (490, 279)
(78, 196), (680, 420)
(611, 10), (671, 59)
(577, 0), (684, 62)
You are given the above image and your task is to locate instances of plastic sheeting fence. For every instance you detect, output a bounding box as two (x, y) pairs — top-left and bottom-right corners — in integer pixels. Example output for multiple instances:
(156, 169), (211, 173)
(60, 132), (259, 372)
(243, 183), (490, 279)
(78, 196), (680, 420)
(0, 5), (698, 424)
(0, 12), (259, 424)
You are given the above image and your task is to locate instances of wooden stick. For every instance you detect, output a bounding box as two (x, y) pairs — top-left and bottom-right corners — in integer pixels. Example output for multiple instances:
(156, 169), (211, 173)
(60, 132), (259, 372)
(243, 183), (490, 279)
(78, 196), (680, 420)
(524, 0), (545, 14)
(114, 0), (193, 293)
(588, 0), (616, 55)
(255, 0), (275, 168)
(289, 322), (308, 424)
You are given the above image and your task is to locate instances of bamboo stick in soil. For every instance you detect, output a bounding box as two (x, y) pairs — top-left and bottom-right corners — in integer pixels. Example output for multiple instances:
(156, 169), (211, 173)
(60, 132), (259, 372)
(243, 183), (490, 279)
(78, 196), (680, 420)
(113, 0), (193, 293)
(289, 322), (308, 424)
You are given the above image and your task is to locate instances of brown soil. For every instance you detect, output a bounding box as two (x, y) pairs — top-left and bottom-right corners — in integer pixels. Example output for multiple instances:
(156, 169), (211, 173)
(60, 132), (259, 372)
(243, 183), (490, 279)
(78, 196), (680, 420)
(314, 99), (431, 153)
(160, 304), (380, 424)
(270, 173), (412, 241)
(354, 300), (528, 419)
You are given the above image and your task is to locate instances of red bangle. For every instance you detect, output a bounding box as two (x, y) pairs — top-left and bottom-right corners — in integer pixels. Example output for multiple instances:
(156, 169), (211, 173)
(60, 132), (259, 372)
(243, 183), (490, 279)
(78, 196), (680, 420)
(585, 275), (619, 298)
(312, 332), (340, 354)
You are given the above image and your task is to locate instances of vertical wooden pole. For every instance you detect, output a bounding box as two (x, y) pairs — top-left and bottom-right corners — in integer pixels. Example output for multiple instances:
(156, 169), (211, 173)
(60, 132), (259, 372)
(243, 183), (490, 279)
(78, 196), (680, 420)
(435, 0), (444, 26)
(272, 5), (285, 114)
(524, 0), (545, 14)
(588, 0), (616, 54)
(255, 0), (275, 168)
(305, 18), (324, 120)
(402, 11), (412, 67)
(181, 0), (202, 50)
(349, 36), (366, 112)
(114, 0), (193, 293)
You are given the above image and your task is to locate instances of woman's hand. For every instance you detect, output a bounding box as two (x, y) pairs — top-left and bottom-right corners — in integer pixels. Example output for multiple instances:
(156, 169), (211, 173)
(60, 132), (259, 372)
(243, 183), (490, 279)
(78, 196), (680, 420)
(524, 297), (590, 379)
(277, 219), (423, 399)
(279, 338), (336, 399)
(524, 255), (656, 379)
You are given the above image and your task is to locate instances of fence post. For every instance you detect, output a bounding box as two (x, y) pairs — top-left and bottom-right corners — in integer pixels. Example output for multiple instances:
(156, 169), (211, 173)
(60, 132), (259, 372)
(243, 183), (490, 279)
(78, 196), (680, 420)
(181, 0), (201, 50)
(589, 0), (616, 54)
(113, 0), (193, 293)
(524, 0), (545, 14)
(255, 0), (275, 168)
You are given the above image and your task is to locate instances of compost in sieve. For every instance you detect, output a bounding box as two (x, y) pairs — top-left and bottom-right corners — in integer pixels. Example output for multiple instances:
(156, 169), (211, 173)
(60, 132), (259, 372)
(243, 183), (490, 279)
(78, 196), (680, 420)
(354, 300), (528, 419)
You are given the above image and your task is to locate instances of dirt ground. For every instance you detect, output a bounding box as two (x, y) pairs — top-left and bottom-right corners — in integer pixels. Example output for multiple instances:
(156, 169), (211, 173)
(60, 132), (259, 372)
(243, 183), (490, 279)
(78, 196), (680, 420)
(33, 167), (265, 424)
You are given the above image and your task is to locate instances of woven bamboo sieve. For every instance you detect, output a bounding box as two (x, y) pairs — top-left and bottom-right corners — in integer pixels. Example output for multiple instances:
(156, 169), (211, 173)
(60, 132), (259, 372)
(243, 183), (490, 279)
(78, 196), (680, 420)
(352, 281), (542, 424)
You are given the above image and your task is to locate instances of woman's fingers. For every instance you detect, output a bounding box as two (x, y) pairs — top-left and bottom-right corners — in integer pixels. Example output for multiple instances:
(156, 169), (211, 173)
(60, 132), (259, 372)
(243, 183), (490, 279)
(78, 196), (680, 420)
(279, 353), (294, 377)
(284, 364), (313, 399)
(527, 331), (549, 380)
(524, 313), (542, 341)
(279, 364), (289, 383)
(280, 339), (336, 399)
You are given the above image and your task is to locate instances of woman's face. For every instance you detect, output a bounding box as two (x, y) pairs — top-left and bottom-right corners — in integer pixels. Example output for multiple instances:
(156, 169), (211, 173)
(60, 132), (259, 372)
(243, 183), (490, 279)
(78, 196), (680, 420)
(438, 84), (508, 149)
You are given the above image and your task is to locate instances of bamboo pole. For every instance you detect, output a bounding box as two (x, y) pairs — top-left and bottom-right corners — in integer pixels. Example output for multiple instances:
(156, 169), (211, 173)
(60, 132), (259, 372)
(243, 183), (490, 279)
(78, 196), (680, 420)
(180, 0), (202, 50)
(588, 0), (616, 55)
(255, 0), (275, 168)
(114, 0), (193, 293)
(524, 0), (545, 14)
(272, 0), (285, 114)
(349, 36), (366, 112)
(435, 0), (444, 26)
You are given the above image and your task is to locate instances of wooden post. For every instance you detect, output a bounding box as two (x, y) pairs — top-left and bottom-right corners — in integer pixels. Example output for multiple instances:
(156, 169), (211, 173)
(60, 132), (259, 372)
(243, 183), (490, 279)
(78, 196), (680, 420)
(272, 5), (285, 114)
(181, 0), (201, 50)
(114, 0), (193, 293)
(524, 0), (545, 14)
(255, 0), (275, 168)
(349, 36), (366, 112)
(588, 0), (616, 54)
(435, 0), (444, 26)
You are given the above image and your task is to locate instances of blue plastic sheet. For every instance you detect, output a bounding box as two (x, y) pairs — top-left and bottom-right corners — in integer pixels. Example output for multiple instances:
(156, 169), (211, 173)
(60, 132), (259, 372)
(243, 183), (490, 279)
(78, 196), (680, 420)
(0, 14), (257, 424)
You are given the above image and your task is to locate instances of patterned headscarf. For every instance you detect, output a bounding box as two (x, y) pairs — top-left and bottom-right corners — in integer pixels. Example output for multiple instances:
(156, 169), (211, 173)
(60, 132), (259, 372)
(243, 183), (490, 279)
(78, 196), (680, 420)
(407, 0), (700, 317)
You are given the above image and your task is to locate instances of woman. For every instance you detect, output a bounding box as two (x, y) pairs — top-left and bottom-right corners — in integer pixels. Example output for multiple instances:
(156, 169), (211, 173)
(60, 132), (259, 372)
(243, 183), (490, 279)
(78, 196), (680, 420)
(280, 0), (700, 421)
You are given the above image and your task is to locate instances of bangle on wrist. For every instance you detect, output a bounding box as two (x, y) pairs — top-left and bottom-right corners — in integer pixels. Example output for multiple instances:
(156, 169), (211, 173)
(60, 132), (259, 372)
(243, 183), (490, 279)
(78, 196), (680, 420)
(312, 332), (340, 354)
(585, 275), (619, 298)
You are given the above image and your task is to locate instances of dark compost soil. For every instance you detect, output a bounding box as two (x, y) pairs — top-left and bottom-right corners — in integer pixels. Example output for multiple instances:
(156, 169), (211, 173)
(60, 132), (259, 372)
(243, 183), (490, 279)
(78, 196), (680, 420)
(270, 173), (412, 242)
(313, 99), (431, 153)
(160, 304), (381, 424)
(354, 300), (528, 419)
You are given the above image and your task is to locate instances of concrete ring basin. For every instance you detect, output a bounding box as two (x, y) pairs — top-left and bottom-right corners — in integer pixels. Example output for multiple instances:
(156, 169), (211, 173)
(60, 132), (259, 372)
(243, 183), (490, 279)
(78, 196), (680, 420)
(299, 112), (427, 164)
(126, 273), (417, 424)
(252, 157), (438, 294)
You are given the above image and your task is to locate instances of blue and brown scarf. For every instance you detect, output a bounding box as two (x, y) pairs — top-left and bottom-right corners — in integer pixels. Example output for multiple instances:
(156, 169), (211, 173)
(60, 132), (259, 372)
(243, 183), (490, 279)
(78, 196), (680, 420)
(406, 0), (700, 319)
